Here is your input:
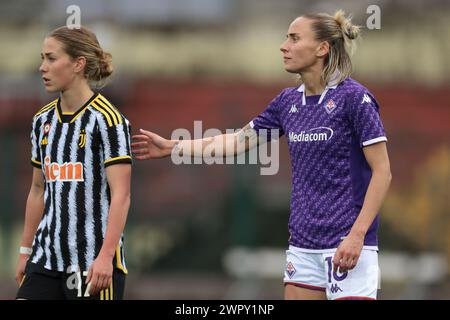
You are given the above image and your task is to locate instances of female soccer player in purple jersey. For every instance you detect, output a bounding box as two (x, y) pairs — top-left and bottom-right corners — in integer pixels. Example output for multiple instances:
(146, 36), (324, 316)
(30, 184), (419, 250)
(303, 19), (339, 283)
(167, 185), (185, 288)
(132, 10), (391, 300)
(16, 26), (132, 300)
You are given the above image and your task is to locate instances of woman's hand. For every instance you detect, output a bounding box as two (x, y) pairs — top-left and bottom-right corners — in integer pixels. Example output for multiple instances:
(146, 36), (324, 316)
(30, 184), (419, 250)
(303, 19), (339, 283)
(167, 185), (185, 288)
(85, 253), (114, 295)
(332, 232), (364, 273)
(15, 253), (29, 286)
(131, 129), (176, 160)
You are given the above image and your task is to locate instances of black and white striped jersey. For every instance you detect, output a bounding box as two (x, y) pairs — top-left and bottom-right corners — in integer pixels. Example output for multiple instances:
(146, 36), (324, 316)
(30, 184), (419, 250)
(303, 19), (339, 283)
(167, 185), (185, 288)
(29, 93), (131, 274)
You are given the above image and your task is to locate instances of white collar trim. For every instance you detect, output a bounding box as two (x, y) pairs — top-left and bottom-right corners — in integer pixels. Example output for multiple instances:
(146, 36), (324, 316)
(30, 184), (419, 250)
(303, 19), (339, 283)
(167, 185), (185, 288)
(296, 82), (339, 105)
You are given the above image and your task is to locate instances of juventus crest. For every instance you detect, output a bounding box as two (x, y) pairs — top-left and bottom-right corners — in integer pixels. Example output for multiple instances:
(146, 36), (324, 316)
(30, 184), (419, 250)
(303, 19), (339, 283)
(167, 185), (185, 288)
(79, 129), (86, 148)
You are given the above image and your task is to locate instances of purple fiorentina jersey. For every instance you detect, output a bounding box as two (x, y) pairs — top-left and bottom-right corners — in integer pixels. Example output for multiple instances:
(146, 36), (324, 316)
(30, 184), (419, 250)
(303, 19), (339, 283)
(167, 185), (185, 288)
(250, 78), (387, 251)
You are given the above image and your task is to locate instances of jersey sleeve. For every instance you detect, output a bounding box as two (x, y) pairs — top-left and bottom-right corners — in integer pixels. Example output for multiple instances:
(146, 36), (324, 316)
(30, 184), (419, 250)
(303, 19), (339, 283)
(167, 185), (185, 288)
(30, 116), (42, 168)
(249, 90), (285, 139)
(98, 113), (133, 167)
(350, 91), (387, 148)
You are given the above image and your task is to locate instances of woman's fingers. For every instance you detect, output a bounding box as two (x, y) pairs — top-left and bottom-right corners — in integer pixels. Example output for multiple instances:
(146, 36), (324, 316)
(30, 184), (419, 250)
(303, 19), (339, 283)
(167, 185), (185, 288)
(134, 155), (151, 160)
(139, 128), (154, 136)
(131, 134), (150, 142)
(131, 141), (148, 148)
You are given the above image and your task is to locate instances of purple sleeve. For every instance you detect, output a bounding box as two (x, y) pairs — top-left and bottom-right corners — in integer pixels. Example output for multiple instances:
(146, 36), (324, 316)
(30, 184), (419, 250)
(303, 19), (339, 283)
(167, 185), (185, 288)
(249, 90), (285, 139)
(350, 91), (387, 147)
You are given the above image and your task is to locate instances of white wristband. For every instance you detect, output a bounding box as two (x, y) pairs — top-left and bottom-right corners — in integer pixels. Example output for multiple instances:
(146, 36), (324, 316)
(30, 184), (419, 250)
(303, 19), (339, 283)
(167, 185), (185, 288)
(19, 246), (32, 255)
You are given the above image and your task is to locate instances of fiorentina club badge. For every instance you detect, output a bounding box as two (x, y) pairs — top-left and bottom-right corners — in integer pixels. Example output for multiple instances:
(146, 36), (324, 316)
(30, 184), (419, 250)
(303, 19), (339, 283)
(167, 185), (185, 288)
(286, 261), (296, 279)
(324, 99), (337, 114)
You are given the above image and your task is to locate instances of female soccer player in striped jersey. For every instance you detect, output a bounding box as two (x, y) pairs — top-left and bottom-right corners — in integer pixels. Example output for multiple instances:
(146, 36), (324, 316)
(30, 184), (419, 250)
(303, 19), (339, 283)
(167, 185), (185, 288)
(132, 10), (391, 300)
(16, 26), (132, 300)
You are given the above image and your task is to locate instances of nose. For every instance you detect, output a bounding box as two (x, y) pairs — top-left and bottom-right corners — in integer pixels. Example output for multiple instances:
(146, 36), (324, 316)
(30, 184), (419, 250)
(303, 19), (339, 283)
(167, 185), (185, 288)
(280, 39), (289, 53)
(39, 60), (47, 73)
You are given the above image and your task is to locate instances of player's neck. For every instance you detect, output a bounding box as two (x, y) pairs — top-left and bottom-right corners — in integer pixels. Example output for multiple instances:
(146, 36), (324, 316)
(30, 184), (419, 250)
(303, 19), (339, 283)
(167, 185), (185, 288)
(60, 81), (94, 113)
(300, 65), (326, 96)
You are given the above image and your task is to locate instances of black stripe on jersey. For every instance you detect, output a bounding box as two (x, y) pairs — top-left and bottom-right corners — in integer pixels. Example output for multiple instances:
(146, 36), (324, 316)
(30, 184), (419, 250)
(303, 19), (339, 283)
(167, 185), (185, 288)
(36, 221), (49, 268)
(39, 117), (63, 269)
(31, 115), (44, 167)
(52, 120), (75, 270)
(32, 110), (51, 267)
(29, 114), (47, 263)
(75, 111), (91, 271)
(91, 101), (118, 127)
(43, 109), (57, 268)
(34, 114), (43, 136)
(47, 187), (58, 270)
(31, 237), (41, 264)
(92, 122), (104, 262)
(107, 123), (121, 157)
(101, 113), (132, 167)
(59, 123), (77, 269)
(39, 188), (52, 263)
(31, 218), (44, 265)
(122, 116), (132, 161)
(56, 93), (98, 123)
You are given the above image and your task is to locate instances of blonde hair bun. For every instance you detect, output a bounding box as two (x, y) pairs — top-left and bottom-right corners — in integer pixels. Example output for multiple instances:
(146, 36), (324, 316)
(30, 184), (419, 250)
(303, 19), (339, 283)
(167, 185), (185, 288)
(334, 9), (360, 40)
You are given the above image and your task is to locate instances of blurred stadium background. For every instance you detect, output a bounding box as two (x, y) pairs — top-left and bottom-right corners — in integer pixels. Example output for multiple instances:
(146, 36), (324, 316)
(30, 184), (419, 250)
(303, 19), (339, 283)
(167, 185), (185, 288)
(0, 0), (449, 299)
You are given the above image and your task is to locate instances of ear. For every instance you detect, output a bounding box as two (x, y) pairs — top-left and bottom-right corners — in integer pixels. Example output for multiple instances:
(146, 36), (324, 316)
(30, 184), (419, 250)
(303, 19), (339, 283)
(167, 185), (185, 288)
(316, 41), (330, 58)
(73, 56), (86, 74)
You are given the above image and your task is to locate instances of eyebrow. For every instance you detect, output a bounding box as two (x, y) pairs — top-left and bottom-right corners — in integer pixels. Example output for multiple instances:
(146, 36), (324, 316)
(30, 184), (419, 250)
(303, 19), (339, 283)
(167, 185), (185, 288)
(287, 33), (300, 38)
(40, 52), (54, 57)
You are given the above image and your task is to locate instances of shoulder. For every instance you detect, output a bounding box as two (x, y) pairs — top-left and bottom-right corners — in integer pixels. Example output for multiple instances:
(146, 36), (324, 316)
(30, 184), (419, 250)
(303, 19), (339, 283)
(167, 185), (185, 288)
(279, 86), (299, 99)
(271, 86), (299, 107)
(89, 93), (129, 127)
(32, 98), (58, 122)
(339, 78), (379, 108)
